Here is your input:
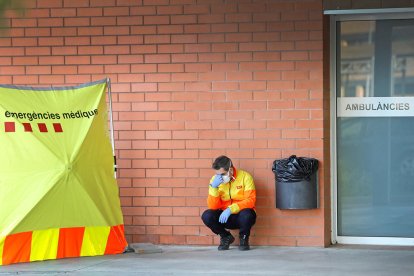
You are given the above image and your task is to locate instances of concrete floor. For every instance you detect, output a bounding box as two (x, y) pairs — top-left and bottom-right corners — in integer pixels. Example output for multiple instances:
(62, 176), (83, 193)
(0, 245), (413, 275)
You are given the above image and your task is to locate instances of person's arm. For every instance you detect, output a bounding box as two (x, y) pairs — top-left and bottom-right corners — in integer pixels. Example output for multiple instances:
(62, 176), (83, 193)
(207, 174), (223, 209)
(228, 173), (256, 214)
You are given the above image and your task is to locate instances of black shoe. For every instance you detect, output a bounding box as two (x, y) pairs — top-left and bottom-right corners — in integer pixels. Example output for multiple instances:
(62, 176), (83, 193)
(239, 234), (250, 251)
(218, 233), (235, 250)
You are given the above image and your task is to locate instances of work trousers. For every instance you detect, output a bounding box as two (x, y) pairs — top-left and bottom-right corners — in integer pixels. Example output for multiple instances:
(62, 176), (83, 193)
(201, 208), (256, 237)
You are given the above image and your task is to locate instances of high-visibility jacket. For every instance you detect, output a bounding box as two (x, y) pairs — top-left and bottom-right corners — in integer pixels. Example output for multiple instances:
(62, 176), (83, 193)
(207, 167), (256, 214)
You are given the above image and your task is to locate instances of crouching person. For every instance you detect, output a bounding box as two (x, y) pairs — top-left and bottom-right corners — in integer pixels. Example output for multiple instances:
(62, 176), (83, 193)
(201, 155), (257, 251)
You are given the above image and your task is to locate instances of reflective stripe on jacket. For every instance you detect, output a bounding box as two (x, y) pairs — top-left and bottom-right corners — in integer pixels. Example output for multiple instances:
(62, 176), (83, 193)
(207, 168), (256, 214)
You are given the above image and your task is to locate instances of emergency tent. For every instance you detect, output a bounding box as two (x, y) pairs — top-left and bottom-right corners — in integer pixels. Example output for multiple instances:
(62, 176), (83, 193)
(0, 79), (127, 266)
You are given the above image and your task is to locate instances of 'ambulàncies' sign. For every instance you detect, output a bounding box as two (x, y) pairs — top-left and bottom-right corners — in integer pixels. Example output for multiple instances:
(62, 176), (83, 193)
(337, 97), (414, 117)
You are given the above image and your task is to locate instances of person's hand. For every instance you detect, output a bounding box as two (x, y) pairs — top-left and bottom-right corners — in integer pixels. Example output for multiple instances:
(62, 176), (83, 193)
(210, 174), (223, 188)
(219, 208), (231, 223)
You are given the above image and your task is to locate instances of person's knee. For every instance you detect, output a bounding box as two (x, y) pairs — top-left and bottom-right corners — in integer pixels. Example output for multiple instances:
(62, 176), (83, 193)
(201, 209), (216, 225)
(238, 209), (256, 224)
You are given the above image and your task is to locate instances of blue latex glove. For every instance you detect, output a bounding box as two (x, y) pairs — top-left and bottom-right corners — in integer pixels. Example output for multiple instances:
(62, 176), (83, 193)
(219, 208), (231, 223)
(210, 174), (223, 188)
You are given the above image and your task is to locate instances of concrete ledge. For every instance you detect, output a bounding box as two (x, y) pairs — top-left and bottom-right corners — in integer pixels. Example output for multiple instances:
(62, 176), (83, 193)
(127, 243), (163, 254)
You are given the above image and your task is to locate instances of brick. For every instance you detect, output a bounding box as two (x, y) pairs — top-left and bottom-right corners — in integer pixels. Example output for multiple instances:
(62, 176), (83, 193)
(117, 16), (143, 26)
(159, 235), (186, 244)
(171, 15), (196, 24)
(133, 216), (159, 226)
(239, 3), (266, 13)
(105, 65), (130, 74)
(171, 34), (197, 43)
(226, 52), (252, 62)
(159, 140), (186, 150)
(225, 13), (251, 23)
(159, 159), (186, 168)
(146, 207), (172, 216)
(12, 37), (40, 47)
(91, 16), (116, 26)
(171, 53), (198, 63)
(212, 82), (238, 91)
(143, 0), (168, 5)
(64, 37), (90, 46)
(145, 112), (172, 120)
(27, 65), (51, 75)
(198, 14), (224, 24)
(282, 129), (310, 139)
(90, 0), (116, 7)
(0, 38), (11, 47)
(0, 76), (12, 83)
(91, 55), (117, 65)
(295, 80), (323, 90)
(103, 7), (129, 16)
(64, 0), (91, 7)
(78, 46), (103, 55)
(157, 64), (183, 73)
(172, 226), (199, 235)
(76, 27), (103, 36)
(64, 55), (89, 64)
(131, 45), (157, 54)
(104, 26), (130, 35)
(39, 37), (64, 46)
(51, 27), (77, 37)
(184, 44), (210, 53)
(145, 35), (170, 44)
(144, 92), (171, 102)
(198, 34), (225, 43)
(157, 5), (182, 15)
(130, 120), (158, 131)
(5, 27), (22, 37)
(0, 66), (24, 75)
(146, 226), (172, 235)
(11, 18), (37, 28)
(160, 216), (185, 225)
(145, 54), (170, 63)
(198, 53), (224, 62)
(0, 57), (11, 65)
(183, 5), (209, 14)
(144, 15), (169, 25)
(118, 55), (144, 64)
(184, 24), (210, 34)
(26, 9), (50, 18)
(158, 44), (183, 54)
(65, 75), (91, 84)
(51, 8), (76, 17)
(78, 65), (104, 74)
(158, 102), (184, 111)
(12, 75), (38, 84)
(25, 28), (51, 37)
(145, 130), (172, 140)
(104, 45), (130, 55)
(130, 6), (156, 15)
(281, 31), (309, 41)
(157, 83), (184, 93)
(281, 51), (309, 61)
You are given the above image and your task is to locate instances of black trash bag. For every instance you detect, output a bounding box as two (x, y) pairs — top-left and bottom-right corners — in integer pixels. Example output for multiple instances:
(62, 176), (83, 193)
(272, 155), (318, 182)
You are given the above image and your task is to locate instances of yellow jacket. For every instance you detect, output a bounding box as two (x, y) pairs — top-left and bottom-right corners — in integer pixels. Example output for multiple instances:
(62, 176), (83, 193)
(208, 167), (256, 214)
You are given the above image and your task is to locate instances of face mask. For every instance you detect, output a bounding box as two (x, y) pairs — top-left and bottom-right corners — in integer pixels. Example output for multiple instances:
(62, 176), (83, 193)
(222, 160), (232, 183)
(222, 171), (231, 183)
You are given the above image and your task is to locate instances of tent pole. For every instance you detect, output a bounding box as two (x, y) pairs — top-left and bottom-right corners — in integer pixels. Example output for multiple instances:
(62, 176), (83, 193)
(106, 77), (117, 178)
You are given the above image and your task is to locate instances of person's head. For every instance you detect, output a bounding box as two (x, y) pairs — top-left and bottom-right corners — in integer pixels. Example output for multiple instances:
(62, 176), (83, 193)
(212, 155), (234, 182)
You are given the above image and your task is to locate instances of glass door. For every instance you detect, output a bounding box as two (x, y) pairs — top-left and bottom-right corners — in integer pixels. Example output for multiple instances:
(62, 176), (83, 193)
(335, 17), (414, 244)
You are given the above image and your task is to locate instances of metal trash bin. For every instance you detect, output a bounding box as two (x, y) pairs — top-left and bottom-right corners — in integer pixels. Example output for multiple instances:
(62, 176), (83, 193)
(272, 155), (318, 209)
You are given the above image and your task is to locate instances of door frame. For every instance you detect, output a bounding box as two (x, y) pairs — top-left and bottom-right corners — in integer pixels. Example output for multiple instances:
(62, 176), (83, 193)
(327, 8), (414, 246)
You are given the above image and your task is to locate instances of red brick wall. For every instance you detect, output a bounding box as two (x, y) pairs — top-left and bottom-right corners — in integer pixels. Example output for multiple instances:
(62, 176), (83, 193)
(0, 0), (329, 247)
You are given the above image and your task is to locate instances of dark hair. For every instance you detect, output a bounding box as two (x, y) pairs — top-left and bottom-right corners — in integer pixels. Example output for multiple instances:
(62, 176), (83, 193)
(212, 155), (232, 171)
